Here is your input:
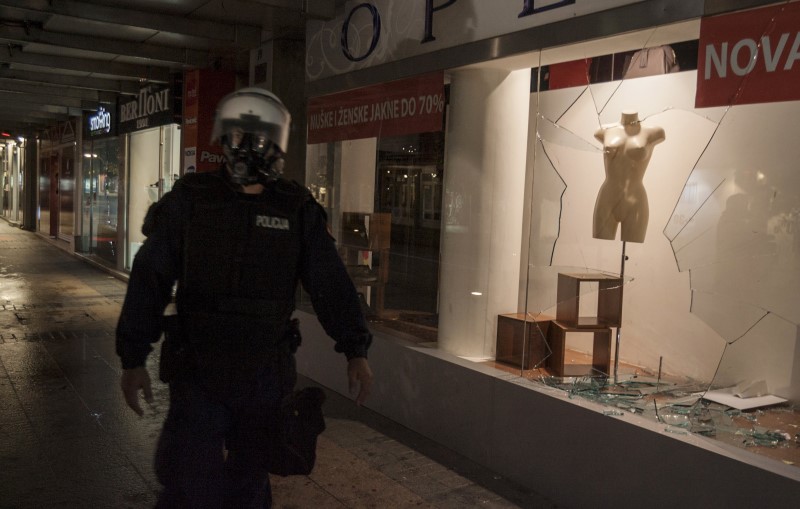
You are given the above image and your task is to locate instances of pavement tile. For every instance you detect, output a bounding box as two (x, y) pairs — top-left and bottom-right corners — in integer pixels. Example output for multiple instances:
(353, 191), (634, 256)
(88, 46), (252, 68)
(271, 476), (348, 508)
(0, 221), (539, 509)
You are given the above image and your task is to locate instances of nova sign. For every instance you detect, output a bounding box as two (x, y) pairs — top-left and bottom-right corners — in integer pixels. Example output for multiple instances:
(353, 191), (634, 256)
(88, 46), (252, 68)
(696, 2), (800, 107)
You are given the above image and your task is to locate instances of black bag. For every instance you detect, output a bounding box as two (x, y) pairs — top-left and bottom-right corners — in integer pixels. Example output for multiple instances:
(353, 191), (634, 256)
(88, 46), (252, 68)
(268, 386), (326, 476)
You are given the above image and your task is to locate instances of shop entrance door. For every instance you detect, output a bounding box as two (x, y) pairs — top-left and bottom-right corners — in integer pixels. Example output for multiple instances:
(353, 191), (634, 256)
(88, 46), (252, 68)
(1, 145), (8, 218)
(82, 139), (120, 266)
(126, 125), (180, 269)
(49, 154), (59, 237)
(57, 146), (75, 241)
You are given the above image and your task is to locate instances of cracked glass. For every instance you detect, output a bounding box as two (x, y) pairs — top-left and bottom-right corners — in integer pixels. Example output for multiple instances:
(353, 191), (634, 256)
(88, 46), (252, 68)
(508, 12), (799, 469)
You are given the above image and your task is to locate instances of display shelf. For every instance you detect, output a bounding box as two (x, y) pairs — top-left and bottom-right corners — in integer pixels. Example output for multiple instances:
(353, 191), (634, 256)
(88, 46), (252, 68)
(339, 212), (391, 317)
(546, 320), (612, 377)
(495, 314), (554, 369)
(556, 273), (622, 328)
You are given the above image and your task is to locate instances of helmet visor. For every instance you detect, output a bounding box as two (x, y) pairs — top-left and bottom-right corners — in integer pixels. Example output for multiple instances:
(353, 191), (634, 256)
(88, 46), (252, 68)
(223, 127), (274, 155)
(220, 117), (286, 155)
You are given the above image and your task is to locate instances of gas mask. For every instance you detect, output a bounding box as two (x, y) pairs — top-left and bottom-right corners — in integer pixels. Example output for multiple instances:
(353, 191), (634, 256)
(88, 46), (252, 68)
(220, 127), (282, 185)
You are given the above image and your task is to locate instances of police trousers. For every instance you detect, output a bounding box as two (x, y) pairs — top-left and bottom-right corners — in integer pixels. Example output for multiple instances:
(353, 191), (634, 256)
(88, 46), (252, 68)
(154, 355), (296, 509)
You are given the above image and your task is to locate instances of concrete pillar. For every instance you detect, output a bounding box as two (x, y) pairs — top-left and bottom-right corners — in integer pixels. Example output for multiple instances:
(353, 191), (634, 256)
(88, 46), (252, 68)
(438, 67), (531, 358)
(271, 38), (307, 185)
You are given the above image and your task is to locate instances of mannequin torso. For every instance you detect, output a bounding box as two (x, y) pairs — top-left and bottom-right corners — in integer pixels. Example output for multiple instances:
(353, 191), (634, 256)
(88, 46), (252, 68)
(593, 111), (665, 243)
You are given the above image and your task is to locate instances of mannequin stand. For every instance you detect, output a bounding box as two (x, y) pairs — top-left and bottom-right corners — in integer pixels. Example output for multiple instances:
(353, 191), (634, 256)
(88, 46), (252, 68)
(613, 241), (627, 382)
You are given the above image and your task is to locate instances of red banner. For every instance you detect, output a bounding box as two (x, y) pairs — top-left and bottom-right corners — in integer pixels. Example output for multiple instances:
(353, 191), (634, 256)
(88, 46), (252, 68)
(696, 3), (800, 108)
(307, 72), (444, 144)
(182, 69), (235, 173)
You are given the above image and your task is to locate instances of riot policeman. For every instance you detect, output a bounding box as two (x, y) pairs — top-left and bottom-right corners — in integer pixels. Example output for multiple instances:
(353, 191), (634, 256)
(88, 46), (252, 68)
(117, 87), (373, 507)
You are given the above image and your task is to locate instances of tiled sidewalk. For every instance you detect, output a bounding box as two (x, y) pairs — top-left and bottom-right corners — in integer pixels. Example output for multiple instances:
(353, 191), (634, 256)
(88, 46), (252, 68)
(0, 220), (557, 509)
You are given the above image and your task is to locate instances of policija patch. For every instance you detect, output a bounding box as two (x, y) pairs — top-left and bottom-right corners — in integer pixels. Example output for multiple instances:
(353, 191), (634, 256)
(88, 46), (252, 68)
(255, 215), (290, 230)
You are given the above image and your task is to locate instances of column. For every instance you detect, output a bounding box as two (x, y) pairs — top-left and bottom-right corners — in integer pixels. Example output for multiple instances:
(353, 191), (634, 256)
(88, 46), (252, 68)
(438, 67), (531, 358)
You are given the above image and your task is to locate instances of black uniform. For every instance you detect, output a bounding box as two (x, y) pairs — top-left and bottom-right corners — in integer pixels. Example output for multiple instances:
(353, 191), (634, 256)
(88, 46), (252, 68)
(116, 170), (372, 508)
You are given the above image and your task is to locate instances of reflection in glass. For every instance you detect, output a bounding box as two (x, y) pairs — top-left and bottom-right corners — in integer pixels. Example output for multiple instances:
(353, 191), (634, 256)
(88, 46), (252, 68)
(83, 140), (120, 266)
(303, 132), (444, 342)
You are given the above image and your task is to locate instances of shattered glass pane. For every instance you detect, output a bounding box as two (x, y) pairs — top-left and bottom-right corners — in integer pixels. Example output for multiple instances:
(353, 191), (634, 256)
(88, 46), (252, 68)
(495, 16), (800, 470)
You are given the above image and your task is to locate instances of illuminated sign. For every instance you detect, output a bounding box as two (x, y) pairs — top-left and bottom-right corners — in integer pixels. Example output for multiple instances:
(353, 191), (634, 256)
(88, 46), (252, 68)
(87, 106), (112, 136)
(118, 84), (174, 133)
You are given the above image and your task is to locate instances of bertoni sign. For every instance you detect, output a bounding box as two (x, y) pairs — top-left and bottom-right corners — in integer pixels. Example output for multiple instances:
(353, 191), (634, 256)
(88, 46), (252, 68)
(696, 2), (800, 108)
(118, 84), (174, 133)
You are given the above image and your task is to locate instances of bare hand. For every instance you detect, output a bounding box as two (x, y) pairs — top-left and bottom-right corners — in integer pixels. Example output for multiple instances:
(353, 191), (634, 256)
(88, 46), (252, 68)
(120, 367), (153, 416)
(347, 357), (373, 406)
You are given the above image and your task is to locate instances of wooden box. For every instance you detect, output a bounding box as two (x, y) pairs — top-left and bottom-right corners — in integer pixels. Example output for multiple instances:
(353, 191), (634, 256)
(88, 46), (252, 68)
(496, 314), (553, 369)
(545, 320), (612, 377)
(556, 273), (623, 328)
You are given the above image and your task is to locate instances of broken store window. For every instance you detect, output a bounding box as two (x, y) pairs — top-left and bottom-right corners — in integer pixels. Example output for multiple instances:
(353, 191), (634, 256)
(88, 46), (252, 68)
(490, 17), (800, 469)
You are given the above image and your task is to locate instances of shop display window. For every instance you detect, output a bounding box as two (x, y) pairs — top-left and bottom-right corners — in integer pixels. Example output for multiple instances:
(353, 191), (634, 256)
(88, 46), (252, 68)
(80, 138), (121, 265)
(303, 132), (444, 340)
(495, 19), (799, 468)
(305, 9), (799, 472)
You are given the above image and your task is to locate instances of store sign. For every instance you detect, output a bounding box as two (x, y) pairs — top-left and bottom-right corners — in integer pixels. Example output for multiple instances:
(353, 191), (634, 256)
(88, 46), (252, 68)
(87, 106), (112, 137)
(307, 72), (444, 144)
(118, 84), (174, 134)
(696, 2), (800, 108)
(181, 69), (235, 173)
(307, 0), (642, 80)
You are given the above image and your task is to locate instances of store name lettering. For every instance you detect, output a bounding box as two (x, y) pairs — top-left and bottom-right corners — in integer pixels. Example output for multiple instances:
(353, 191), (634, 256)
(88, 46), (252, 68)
(88, 107), (111, 134)
(200, 151), (224, 163)
(342, 0), (575, 61)
(704, 32), (800, 79)
(120, 88), (170, 123)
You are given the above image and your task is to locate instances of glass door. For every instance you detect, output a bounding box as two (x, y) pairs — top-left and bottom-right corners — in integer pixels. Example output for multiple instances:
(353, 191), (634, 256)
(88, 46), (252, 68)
(125, 124), (181, 269)
(81, 138), (120, 265)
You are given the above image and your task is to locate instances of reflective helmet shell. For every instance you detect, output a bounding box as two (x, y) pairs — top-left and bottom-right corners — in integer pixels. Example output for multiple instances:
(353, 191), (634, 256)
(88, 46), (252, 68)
(210, 87), (291, 154)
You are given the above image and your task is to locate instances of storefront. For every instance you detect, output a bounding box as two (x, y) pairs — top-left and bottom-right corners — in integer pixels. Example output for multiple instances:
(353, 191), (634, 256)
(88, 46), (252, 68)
(119, 83), (182, 270)
(39, 120), (79, 244)
(80, 105), (121, 266)
(0, 134), (25, 226)
(299, 1), (800, 506)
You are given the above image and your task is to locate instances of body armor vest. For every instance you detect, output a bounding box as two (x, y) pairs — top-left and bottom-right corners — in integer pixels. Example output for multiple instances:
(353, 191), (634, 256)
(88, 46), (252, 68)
(173, 172), (309, 379)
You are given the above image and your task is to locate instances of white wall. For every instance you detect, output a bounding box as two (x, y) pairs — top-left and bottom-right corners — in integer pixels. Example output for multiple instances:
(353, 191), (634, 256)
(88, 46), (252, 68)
(127, 128), (161, 248)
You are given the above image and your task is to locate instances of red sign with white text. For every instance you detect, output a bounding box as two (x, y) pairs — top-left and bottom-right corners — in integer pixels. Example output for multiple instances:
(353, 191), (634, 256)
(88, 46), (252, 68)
(182, 69), (234, 173)
(696, 2), (800, 108)
(307, 72), (444, 144)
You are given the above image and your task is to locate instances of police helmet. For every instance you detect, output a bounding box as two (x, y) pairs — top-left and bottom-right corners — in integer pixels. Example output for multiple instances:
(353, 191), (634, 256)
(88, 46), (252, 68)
(211, 87), (291, 185)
